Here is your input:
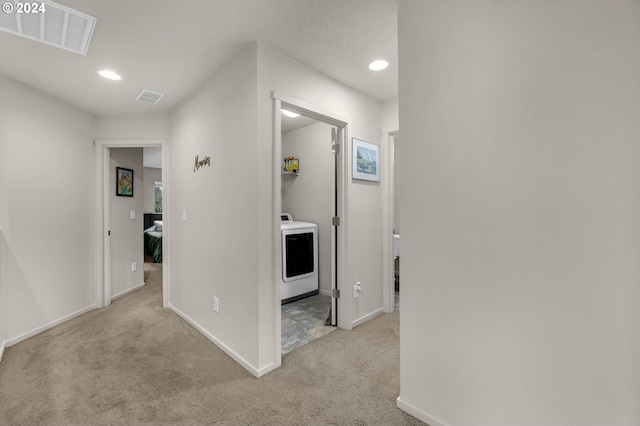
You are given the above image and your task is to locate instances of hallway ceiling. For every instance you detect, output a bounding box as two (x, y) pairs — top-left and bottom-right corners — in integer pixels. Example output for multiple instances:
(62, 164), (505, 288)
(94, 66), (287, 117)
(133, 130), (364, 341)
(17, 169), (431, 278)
(0, 0), (398, 116)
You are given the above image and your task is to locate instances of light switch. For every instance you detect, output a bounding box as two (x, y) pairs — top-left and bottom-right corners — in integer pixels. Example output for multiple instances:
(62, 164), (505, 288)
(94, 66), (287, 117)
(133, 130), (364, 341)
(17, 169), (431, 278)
(130, 210), (135, 220)
(182, 209), (187, 222)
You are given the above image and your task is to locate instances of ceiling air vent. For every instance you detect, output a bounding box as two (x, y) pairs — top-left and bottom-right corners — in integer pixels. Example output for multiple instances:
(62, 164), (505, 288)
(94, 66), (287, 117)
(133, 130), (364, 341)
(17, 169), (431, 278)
(0, 0), (96, 55)
(136, 90), (165, 105)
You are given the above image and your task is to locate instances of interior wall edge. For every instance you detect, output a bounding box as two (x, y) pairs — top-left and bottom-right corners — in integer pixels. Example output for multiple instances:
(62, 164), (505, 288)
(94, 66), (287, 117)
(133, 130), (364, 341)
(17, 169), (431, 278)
(0, 235), (3, 364)
(111, 282), (145, 301)
(2, 304), (96, 348)
(351, 307), (384, 329)
(169, 44), (261, 371)
(396, 397), (449, 426)
(167, 303), (268, 378)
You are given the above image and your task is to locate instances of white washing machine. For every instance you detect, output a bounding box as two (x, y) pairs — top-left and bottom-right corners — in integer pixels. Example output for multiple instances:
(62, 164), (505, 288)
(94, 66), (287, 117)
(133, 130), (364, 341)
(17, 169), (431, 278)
(281, 213), (319, 304)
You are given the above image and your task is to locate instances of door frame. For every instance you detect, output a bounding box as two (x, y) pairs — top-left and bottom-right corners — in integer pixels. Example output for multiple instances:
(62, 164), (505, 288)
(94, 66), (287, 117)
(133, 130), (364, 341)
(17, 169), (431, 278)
(383, 131), (399, 313)
(94, 139), (169, 308)
(272, 92), (350, 366)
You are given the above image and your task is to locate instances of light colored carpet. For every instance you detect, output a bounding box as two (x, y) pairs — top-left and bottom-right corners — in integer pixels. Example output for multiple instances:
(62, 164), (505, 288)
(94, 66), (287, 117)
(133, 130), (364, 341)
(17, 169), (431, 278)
(0, 262), (423, 425)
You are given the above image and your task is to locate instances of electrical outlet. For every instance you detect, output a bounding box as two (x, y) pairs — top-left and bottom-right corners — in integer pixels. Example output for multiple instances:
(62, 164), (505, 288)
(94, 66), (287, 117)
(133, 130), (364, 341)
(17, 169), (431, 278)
(131, 262), (137, 272)
(130, 210), (135, 220)
(213, 296), (219, 312)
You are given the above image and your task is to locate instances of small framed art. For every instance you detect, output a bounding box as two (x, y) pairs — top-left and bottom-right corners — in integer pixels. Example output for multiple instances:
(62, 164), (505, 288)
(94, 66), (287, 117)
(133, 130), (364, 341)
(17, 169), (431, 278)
(352, 138), (380, 182)
(116, 167), (134, 197)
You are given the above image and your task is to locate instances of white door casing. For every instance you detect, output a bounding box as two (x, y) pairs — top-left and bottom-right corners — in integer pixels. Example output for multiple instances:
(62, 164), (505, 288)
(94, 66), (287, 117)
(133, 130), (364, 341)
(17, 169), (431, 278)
(94, 139), (169, 309)
(272, 92), (350, 367)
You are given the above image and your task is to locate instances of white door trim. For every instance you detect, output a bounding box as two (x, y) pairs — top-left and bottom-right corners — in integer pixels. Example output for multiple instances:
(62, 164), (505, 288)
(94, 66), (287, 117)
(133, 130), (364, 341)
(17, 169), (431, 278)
(383, 131), (400, 313)
(271, 92), (350, 367)
(94, 139), (169, 309)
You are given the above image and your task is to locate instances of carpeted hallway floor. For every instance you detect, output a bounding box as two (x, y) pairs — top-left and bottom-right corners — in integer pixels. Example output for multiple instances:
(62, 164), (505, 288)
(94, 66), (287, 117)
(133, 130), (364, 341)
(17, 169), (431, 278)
(0, 261), (423, 425)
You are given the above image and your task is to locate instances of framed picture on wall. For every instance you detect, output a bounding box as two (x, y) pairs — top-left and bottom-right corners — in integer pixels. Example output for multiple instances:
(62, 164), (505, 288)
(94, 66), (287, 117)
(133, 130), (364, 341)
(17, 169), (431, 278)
(352, 138), (380, 182)
(116, 167), (134, 197)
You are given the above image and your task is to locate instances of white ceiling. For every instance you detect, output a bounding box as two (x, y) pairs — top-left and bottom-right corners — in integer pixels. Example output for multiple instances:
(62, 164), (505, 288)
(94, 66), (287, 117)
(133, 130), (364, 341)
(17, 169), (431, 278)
(281, 111), (319, 134)
(0, 0), (398, 116)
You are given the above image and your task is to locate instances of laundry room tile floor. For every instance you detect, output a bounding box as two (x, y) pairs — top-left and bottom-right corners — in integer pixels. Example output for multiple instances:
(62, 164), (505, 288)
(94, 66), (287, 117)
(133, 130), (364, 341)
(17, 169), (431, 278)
(282, 293), (335, 355)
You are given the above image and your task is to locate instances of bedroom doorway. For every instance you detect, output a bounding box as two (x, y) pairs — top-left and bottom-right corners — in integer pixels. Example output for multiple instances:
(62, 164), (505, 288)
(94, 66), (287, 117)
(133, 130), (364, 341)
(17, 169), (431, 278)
(140, 147), (163, 307)
(94, 139), (169, 309)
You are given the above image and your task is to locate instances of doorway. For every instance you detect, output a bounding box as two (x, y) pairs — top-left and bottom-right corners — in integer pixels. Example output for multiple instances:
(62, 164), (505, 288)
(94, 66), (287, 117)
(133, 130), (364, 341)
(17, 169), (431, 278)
(280, 111), (336, 354)
(94, 139), (169, 309)
(272, 93), (349, 364)
(141, 147), (164, 303)
(384, 131), (400, 313)
(391, 133), (400, 312)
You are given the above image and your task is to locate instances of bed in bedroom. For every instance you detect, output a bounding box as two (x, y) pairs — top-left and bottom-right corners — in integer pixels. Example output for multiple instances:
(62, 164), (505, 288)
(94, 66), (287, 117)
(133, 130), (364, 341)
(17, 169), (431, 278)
(144, 213), (163, 263)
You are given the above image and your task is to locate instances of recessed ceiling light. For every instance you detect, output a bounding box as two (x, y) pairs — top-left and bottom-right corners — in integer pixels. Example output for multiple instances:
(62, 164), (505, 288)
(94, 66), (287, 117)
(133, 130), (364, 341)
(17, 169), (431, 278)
(98, 70), (122, 81)
(368, 60), (389, 71)
(282, 109), (300, 118)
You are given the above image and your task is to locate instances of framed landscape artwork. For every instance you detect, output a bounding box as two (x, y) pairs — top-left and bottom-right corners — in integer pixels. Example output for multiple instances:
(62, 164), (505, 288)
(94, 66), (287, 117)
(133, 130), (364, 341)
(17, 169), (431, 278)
(352, 138), (380, 182)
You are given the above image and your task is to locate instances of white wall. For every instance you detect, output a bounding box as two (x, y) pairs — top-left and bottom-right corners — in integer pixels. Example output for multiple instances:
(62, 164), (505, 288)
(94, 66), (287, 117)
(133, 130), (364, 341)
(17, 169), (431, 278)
(282, 122), (334, 294)
(0, 230), (5, 360)
(0, 79), (95, 345)
(0, 77), (6, 357)
(398, 1), (640, 425)
(381, 97), (398, 135)
(381, 97), (400, 233)
(94, 113), (169, 140)
(0, 77), (7, 227)
(110, 148), (145, 299)
(143, 167), (162, 214)
(168, 43), (385, 376)
(169, 45), (261, 372)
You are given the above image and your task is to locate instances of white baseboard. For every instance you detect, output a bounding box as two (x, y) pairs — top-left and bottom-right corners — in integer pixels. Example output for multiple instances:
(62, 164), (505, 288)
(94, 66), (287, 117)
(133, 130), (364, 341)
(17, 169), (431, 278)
(352, 307), (384, 328)
(318, 288), (332, 297)
(111, 282), (145, 301)
(168, 303), (274, 378)
(397, 396), (449, 426)
(4, 304), (96, 348)
(255, 361), (278, 377)
(0, 340), (5, 363)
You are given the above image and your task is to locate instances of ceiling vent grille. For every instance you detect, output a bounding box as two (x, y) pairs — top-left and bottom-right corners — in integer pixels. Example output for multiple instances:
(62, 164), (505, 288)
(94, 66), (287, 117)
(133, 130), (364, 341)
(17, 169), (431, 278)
(136, 90), (165, 105)
(0, 0), (96, 55)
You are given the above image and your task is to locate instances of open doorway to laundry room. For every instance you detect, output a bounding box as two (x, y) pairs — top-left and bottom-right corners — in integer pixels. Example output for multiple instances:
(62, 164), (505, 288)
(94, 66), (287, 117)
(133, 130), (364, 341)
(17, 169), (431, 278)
(280, 110), (335, 354)
(275, 98), (347, 357)
(95, 139), (169, 310)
